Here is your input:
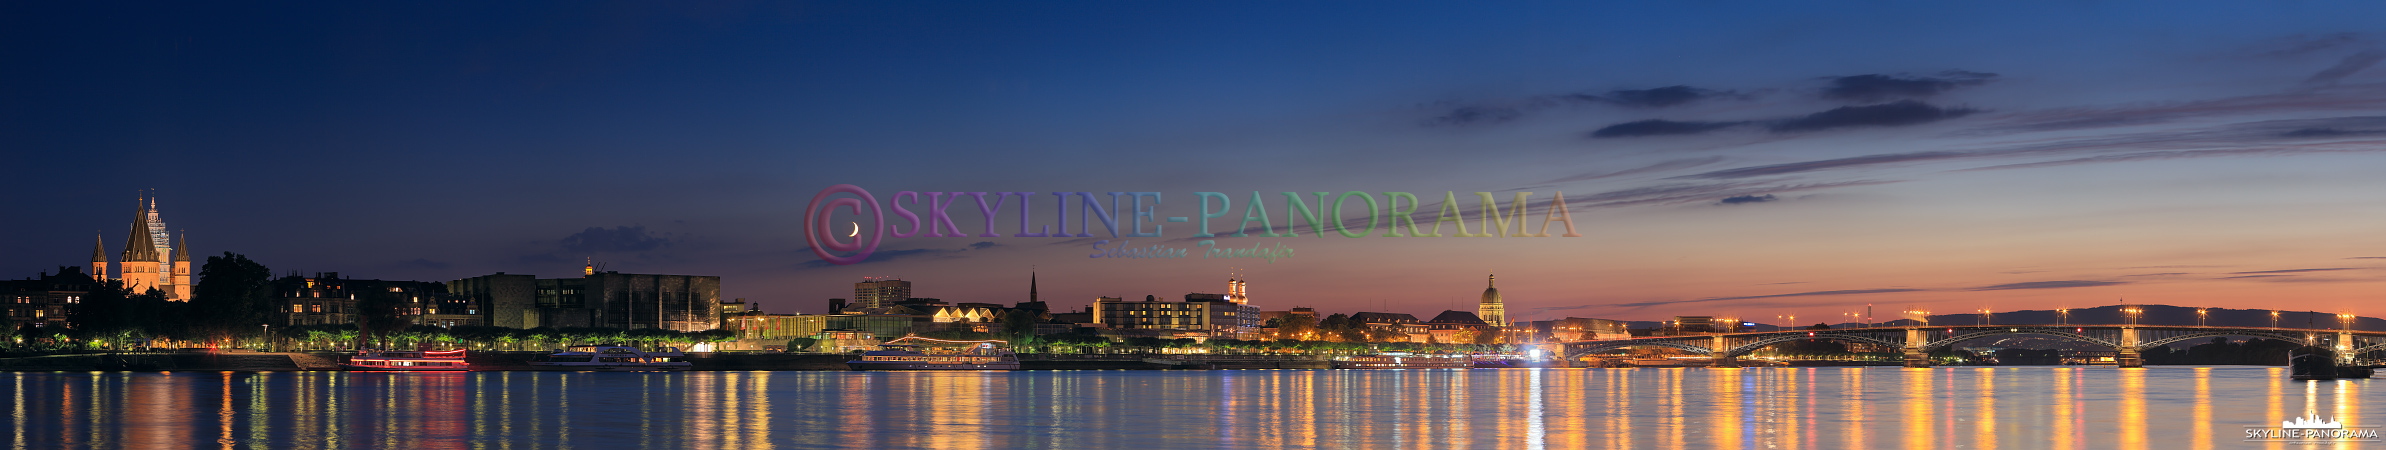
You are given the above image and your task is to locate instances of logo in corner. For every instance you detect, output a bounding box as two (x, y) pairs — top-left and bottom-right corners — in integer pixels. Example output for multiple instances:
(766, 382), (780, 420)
(2250, 413), (2377, 443)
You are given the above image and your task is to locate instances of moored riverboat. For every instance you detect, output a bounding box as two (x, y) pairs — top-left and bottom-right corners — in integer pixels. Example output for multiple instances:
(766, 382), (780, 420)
(341, 349), (471, 371)
(1333, 354), (1471, 369)
(530, 344), (693, 371)
(847, 336), (1020, 370)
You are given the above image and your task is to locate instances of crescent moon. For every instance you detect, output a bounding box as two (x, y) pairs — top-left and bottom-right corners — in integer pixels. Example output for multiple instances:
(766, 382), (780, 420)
(848, 222), (860, 238)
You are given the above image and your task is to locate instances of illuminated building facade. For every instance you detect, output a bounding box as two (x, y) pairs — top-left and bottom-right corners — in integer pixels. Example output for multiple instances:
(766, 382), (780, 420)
(852, 278), (912, 311)
(449, 270), (722, 332)
(1478, 274), (1505, 327)
(3, 267), (98, 329)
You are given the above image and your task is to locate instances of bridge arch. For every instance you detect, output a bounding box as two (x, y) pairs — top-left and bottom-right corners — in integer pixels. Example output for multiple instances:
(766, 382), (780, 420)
(1718, 333), (1904, 359)
(1563, 340), (1715, 358)
(2134, 330), (2310, 350)
(2352, 342), (2386, 355)
(1917, 328), (2120, 352)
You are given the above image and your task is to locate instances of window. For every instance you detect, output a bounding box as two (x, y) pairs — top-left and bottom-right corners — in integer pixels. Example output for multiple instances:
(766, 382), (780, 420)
(292, 305), (304, 312)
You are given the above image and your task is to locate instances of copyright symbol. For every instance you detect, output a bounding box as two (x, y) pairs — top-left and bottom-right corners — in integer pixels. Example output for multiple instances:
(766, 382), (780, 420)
(805, 184), (883, 265)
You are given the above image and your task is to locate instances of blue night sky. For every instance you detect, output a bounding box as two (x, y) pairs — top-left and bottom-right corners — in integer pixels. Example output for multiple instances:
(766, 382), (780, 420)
(8, 2), (2386, 322)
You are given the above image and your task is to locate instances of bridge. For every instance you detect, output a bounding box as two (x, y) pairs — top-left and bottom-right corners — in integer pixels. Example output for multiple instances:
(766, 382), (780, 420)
(1562, 324), (2386, 367)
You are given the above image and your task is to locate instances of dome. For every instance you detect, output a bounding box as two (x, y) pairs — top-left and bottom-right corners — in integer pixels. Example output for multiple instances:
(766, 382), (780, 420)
(1480, 274), (1501, 304)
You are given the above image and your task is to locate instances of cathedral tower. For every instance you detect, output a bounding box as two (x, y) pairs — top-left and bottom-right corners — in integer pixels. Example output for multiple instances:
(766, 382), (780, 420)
(119, 199), (163, 296)
(171, 234), (191, 300)
(90, 235), (110, 282)
(1478, 274), (1505, 326)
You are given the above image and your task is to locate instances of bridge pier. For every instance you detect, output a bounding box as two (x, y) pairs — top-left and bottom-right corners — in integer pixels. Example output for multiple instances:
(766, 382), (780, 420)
(1903, 328), (1932, 367)
(2116, 327), (2142, 368)
(2115, 349), (2142, 368)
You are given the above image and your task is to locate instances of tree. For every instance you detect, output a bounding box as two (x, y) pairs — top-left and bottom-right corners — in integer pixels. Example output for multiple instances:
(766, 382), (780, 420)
(188, 252), (275, 344)
(355, 284), (416, 348)
(1279, 314), (1317, 340)
(787, 337), (820, 352)
(1001, 309), (1041, 338)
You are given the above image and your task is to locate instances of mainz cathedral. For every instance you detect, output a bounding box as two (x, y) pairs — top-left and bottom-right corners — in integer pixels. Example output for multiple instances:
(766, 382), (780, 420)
(89, 194), (191, 301)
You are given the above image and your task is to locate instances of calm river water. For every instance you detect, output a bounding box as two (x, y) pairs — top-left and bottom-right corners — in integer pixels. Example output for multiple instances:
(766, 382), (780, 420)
(5, 367), (2372, 449)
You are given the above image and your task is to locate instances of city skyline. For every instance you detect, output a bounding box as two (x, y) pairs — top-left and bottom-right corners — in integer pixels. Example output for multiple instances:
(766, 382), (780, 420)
(9, 3), (2386, 322)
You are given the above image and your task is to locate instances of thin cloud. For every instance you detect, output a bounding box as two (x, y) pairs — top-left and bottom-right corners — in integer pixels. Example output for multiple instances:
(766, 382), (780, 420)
(1718, 194), (1777, 205)
(1591, 119), (1747, 138)
(1820, 71), (1997, 102)
(1684, 152), (1965, 179)
(2304, 49), (2386, 87)
(1970, 280), (2125, 290)
(1602, 86), (1730, 108)
(1771, 101), (1978, 132)
(1544, 157), (1725, 183)
(1591, 288), (1925, 309)
(2229, 268), (2355, 274)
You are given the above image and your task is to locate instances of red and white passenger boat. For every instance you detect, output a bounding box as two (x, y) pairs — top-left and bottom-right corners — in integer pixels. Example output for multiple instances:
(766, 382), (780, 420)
(341, 349), (472, 371)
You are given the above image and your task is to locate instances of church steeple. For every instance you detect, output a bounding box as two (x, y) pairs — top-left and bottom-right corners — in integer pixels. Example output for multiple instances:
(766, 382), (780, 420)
(173, 233), (190, 262)
(1029, 270), (1039, 302)
(90, 234), (109, 281)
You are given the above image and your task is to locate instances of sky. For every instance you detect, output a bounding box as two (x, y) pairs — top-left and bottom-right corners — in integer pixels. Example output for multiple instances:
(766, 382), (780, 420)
(7, 2), (2386, 323)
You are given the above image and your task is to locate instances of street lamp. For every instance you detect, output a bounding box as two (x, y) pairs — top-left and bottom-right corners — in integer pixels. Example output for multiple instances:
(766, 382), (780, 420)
(2340, 313), (2355, 331)
(2056, 309), (2069, 325)
(2123, 306), (2141, 325)
(2196, 308), (2207, 327)
(261, 324), (271, 352)
(1979, 309), (1993, 326)
(2271, 311), (2281, 329)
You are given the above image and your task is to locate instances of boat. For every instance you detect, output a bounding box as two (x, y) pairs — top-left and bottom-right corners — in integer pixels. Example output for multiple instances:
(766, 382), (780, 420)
(2290, 346), (2337, 381)
(529, 344), (693, 371)
(342, 349), (471, 371)
(846, 336), (1020, 370)
(1332, 354), (1471, 369)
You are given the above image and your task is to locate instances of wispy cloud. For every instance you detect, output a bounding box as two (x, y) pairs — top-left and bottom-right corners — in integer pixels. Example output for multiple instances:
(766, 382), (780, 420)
(2228, 268), (2355, 274)
(1770, 101), (1978, 132)
(1970, 280), (2125, 290)
(1591, 119), (1747, 138)
(1819, 71), (1998, 102)
(1532, 288), (1925, 313)
(1718, 194), (1777, 205)
(1684, 152), (1965, 179)
(1543, 157), (1726, 183)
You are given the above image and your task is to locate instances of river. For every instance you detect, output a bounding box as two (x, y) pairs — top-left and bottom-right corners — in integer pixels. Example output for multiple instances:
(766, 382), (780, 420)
(5, 367), (2370, 449)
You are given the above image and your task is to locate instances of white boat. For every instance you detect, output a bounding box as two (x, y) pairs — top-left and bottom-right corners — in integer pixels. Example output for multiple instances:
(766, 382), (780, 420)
(342, 349), (471, 371)
(847, 336), (1020, 370)
(529, 344), (694, 371)
(1332, 353), (1471, 369)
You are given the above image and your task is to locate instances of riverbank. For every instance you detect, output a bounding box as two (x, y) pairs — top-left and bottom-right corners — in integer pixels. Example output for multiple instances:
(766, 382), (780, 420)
(0, 351), (1334, 371)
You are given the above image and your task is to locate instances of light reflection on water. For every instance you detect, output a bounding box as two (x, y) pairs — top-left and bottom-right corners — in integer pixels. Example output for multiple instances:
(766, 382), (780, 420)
(2, 367), (2371, 449)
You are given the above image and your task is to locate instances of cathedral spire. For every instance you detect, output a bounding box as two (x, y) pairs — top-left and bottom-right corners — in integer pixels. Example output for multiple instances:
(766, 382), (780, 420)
(121, 197), (160, 262)
(1029, 269), (1039, 302)
(173, 233), (190, 262)
(92, 234), (107, 262)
